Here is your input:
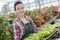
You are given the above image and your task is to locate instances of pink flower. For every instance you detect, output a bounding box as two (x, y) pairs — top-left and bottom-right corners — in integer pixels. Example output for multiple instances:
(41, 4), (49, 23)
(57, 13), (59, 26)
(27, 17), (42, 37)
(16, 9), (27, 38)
(4, 14), (9, 19)
(5, 26), (8, 31)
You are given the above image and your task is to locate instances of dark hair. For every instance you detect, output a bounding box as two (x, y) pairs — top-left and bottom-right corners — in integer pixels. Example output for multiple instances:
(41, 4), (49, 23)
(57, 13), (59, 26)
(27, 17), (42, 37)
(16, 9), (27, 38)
(14, 1), (23, 10)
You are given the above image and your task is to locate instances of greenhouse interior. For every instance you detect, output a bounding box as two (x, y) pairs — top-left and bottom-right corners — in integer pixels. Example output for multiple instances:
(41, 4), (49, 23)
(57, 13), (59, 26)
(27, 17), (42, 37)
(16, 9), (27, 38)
(0, 0), (60, 40)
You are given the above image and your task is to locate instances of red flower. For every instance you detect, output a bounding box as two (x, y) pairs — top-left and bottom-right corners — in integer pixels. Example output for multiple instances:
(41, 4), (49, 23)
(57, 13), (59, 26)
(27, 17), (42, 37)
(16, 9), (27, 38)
(41, 7), (48, 15)
(5, 26), (8, 31)
(41, 19), (45, 24)
(53, 6), (58, 11)
(4, 14), (9, 19)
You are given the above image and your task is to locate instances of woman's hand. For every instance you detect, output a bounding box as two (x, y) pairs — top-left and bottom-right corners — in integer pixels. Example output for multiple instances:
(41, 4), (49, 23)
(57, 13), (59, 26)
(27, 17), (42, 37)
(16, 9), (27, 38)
(37, 27), (42, 31)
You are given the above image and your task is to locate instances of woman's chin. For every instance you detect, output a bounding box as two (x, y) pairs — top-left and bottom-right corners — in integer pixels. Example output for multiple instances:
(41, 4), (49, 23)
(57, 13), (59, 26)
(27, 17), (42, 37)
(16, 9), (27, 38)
(18, 15), (24, 16)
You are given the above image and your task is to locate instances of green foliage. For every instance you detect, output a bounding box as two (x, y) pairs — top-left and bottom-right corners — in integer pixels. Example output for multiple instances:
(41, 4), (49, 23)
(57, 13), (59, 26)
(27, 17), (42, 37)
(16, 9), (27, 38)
(54, 19), (60, 23)
(0, 17), (12, 40)
(24, 23), (60, 40)
(25, 9), (41, 20)
(44, 6), (54, 20)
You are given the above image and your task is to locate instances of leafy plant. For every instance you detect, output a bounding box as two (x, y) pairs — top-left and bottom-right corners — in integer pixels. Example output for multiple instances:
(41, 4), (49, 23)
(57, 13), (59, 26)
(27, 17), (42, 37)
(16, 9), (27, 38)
(24, 23), (60, 40)
(0, 17), (12, 40)
(44, 6), (54, 20)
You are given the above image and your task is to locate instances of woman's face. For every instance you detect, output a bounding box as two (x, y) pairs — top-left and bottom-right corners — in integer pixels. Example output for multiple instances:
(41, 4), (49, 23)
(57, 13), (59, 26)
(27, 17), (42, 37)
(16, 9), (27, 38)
(15, 4), (24, 16)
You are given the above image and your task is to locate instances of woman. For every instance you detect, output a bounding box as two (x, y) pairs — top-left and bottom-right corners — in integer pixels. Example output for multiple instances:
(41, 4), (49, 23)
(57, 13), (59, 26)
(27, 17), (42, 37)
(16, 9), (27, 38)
(12, 1), (40, 40)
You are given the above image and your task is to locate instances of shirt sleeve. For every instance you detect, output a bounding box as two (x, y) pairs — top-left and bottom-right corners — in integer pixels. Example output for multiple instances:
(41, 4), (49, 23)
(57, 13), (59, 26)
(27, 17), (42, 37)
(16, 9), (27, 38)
(12, 22), (20, 40)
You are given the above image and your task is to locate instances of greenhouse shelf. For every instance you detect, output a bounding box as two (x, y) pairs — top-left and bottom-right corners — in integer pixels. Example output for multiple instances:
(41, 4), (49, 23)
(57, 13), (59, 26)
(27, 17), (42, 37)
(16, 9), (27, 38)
(44, 29), (57, 40)
(44, 26), (60, 40)
(40, 14), (60, 28)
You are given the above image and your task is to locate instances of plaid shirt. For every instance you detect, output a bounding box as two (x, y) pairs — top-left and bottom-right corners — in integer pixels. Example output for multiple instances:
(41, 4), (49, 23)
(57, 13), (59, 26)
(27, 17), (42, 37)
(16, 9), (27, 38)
(12, 16), (38, 40)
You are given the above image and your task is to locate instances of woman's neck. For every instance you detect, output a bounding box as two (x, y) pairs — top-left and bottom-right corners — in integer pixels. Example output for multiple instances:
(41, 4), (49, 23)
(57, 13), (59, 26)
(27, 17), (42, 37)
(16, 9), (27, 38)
(18, 15), (25, 19)
(18, 15), (29, 24)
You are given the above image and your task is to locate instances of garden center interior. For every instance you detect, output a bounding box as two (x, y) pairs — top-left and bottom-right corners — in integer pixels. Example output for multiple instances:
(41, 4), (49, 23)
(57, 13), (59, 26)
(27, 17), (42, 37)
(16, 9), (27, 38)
(0, 0), (60, 40)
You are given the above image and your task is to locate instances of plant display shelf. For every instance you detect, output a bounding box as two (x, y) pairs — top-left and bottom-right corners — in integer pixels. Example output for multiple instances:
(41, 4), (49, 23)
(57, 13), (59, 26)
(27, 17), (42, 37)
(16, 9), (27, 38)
(40, 14), (60, 28)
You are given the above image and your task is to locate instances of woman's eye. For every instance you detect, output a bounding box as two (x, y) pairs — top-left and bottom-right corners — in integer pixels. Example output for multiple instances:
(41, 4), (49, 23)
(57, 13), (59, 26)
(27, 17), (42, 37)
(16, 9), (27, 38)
(17, 8), (20, 10)
(21, 7), (24, 9)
